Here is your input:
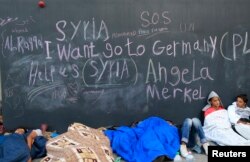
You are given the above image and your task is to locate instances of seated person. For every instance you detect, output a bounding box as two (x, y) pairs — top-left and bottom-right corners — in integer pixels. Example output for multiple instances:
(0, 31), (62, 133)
(202, 91), (250, 145)
(228, 94), (250, 140)
(180, 118), (209, 159)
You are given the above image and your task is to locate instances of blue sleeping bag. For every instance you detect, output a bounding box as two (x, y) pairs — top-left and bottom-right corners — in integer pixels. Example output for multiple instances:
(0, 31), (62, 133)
(105, 116), (180, 162)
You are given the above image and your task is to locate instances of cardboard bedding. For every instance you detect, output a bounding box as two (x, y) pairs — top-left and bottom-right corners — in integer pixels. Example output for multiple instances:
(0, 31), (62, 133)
(41, 123), (114, 162)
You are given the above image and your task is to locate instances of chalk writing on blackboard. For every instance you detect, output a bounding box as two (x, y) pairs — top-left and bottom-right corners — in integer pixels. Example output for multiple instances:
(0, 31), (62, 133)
(0, 0), (249, 133)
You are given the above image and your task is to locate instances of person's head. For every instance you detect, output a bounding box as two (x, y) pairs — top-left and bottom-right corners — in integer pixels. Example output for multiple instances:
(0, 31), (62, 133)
(209, 96), (221, 108)
(41, 123), (48, 132)
(207, 91), (222, 108)
(0, 122), (5, 135)
(236, 94), (248, 108)
(203, 91), (223, 111)
(165, 119), (173, 125)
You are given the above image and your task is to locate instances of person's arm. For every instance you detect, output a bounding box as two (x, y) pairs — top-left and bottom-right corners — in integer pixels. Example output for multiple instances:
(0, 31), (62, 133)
(27, 157), (32, 162)
(26, 130), (38, 150)
(227, 104), (241, 124)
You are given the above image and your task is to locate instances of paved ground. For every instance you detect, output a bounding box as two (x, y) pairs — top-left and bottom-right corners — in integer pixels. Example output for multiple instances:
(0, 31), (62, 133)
(34, 153), (207, 162)
(184, 153), (207, 162)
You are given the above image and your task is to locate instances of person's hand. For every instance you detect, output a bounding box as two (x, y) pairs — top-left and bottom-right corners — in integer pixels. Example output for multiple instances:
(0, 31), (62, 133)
(15, 128), (25, 134)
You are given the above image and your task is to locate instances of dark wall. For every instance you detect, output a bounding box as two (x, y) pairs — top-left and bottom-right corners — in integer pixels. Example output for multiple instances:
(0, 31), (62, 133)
(0, 0), (249, 132)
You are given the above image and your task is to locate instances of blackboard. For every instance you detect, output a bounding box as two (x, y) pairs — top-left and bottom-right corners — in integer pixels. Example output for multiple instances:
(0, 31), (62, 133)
(1, 0), (250, 133)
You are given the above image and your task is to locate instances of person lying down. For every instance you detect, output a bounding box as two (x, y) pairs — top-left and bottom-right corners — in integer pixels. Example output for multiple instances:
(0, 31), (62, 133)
(0, 127), (47, 162)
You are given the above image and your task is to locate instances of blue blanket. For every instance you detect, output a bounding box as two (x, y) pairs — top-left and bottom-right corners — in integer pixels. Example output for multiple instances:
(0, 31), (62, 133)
(105, 117), (180, 162)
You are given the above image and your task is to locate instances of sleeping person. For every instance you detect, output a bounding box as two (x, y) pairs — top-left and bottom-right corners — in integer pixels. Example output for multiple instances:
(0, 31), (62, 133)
(0, 127), (47, 162)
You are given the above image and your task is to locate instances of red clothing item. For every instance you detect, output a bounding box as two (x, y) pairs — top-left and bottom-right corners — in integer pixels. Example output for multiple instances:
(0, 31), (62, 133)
(204, 106), (224, 117)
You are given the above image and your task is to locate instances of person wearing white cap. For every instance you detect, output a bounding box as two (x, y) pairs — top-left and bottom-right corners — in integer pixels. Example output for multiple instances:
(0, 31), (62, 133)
(227, 94), (250, 140)
(202, 91), (250, 145)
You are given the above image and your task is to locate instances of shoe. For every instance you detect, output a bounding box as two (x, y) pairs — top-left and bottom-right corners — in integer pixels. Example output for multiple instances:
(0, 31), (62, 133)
(203, 142), (209, 155)
(180, 144), (189, 157)
(174, 154), (182, 161)
(185, 153), (194, 161)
